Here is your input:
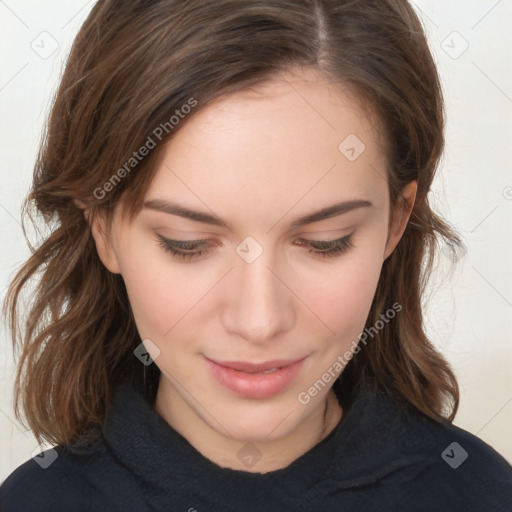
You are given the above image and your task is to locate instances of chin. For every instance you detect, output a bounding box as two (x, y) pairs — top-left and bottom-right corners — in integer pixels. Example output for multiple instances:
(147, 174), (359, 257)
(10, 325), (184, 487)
(207, 399), (304, 442)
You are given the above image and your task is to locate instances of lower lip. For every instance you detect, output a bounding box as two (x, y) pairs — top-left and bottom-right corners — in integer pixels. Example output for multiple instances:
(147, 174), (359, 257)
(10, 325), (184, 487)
(205, 357), (306, 399)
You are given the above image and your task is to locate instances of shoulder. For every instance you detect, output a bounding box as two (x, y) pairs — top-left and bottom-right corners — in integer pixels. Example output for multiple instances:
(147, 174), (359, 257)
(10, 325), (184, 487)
(395, 401), (512, 511)
(436, 420), (512, 487)
(343, 386), (512, 511)
(1, 445), (93, 512)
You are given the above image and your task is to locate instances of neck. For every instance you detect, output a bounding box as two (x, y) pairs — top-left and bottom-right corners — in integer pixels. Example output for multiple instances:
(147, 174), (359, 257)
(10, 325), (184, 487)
(154, 379), (343, 473)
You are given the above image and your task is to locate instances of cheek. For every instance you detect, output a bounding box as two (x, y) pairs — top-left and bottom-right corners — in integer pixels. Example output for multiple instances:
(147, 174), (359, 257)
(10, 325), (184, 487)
(115, 240), (203, 339)
(299, 237), (386, 343)
(116, 221), (387, 347)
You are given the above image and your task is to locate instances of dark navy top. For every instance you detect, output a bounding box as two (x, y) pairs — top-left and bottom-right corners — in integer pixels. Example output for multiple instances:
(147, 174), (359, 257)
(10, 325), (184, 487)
(2, 377), (512, 511)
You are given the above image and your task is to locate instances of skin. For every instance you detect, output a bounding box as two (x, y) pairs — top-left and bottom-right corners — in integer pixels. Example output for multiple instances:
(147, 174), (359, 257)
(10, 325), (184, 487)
(88, 67), (417, 473)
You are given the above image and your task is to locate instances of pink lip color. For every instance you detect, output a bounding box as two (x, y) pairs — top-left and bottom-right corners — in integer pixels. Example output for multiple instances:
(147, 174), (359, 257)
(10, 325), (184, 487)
(205, 356), (306, 399)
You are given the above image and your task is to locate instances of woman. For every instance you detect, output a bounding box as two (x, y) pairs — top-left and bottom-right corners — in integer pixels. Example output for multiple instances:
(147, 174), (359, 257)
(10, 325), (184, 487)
(1, 0), (511, 510)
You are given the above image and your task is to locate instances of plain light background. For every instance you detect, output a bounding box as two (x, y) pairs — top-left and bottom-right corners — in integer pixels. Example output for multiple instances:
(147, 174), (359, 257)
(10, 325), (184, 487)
(1, 0), (511, 482)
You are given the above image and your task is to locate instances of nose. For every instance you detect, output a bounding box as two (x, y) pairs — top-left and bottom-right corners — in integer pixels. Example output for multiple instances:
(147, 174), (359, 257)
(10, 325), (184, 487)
(221, 247), (295, 344)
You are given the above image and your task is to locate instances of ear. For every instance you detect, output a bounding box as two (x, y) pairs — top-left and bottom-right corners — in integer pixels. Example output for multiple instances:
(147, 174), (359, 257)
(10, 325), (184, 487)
(74, 200), (122, 274)
(383, 180), (417, 261)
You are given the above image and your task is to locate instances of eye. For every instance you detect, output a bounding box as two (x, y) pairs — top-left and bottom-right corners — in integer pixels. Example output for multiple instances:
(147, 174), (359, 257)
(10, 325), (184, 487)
(156, 235), (215, 261)
(296, 234), (355, 258)
(155, 233), (355, 262)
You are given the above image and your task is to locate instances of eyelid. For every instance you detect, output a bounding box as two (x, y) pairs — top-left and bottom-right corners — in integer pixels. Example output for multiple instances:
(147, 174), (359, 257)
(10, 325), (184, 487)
(157, 235), (212, 250)
(302, 235), (350, 247)
(296, 226), (356, 237)
(155, 232), (355, 261)
(156, 232), (352, 245)
(167, 238), (210, 248)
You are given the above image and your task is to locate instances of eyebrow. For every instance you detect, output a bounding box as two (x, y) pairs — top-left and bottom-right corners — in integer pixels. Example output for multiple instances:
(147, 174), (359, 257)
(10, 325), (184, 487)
(143, 198), (373, 231)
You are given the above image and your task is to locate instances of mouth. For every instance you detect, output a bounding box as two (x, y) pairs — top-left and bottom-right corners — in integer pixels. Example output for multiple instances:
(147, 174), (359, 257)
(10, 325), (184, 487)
(207, 357), (305, 373)
(204, 355), (307, 399)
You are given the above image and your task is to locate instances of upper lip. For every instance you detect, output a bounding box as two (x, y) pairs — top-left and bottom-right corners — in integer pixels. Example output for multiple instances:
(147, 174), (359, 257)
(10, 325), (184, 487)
(207, 356), (306, 373)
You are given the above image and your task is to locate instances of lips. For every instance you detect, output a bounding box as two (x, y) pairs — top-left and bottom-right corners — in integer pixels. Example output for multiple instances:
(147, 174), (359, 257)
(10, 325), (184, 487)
(205, 355), (307, 399)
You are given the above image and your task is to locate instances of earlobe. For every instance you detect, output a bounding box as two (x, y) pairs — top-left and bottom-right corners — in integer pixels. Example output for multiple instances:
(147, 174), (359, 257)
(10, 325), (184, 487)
(383, 181), (418, 261)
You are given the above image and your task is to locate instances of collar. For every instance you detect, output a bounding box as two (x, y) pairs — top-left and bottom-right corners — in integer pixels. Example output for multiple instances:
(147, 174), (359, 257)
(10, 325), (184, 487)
(102, 376), (443, 508)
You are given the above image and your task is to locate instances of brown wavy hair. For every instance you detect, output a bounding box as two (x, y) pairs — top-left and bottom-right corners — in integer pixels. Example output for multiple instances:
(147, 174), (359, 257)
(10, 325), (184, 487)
(3, 0), (465, 447)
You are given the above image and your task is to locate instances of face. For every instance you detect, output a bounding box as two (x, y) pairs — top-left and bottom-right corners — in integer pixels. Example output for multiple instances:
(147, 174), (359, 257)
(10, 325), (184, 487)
(91, 68), (416, 445)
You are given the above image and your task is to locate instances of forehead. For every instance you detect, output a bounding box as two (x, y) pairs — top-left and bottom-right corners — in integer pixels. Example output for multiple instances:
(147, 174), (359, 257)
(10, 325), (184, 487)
(139, 69), (389, 230)
(171, 69), (381, 155)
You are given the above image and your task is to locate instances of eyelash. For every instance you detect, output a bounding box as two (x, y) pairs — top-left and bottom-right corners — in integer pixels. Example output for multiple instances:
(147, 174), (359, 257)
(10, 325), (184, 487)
(156, 234), (355, 261)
